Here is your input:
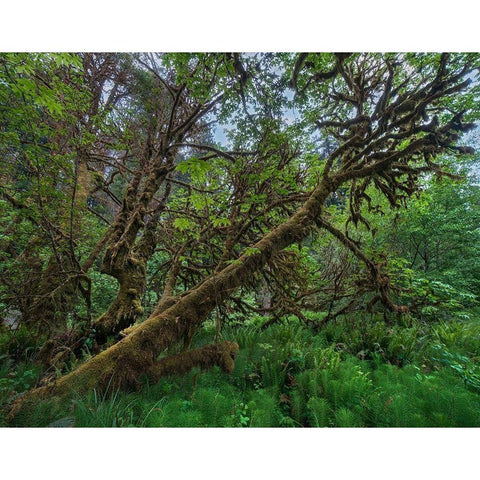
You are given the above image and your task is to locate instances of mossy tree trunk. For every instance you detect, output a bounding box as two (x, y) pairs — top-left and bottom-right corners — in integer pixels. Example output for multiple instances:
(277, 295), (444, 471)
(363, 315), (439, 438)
(89, 70), (223, 342)
(91, 161), (173, 342)
(13, 178), (335, 406)
(92, 259), (147, 342)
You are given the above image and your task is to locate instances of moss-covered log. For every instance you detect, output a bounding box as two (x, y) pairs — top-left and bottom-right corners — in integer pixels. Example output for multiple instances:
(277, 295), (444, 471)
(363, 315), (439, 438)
(147, 341), (239, 380)
(8, 178), (334, 416)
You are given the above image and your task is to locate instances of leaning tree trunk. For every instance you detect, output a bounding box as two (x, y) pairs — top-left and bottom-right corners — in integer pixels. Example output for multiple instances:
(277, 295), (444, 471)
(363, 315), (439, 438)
(10, 177), (334, 414)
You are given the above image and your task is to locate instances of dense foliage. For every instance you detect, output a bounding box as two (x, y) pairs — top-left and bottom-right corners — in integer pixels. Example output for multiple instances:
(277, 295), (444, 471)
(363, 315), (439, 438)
(0, 52), (479, 427)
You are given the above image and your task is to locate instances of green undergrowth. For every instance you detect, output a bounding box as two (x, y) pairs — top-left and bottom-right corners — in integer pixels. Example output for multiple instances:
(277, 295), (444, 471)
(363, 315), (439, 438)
(2, 313), (480, 427)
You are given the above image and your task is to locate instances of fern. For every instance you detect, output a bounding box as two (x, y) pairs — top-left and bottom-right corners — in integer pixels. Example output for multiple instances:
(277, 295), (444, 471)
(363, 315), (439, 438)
(248, 390), (281, 427)
(334, 408), (363, 427)
(307, 397), (330, 427)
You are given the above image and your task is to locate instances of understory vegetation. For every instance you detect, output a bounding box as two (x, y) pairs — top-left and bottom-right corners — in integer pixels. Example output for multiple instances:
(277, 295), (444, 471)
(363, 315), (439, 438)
(3, 312), (480, 427)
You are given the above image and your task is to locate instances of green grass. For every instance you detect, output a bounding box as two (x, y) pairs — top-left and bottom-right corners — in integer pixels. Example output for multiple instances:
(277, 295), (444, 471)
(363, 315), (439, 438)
(2, 313), (480, 427)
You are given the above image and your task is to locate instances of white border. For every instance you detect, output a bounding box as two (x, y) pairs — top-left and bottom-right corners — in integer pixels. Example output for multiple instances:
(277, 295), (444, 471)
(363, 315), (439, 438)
(1, 428), (478, 479)
(1, 1), (479, 51)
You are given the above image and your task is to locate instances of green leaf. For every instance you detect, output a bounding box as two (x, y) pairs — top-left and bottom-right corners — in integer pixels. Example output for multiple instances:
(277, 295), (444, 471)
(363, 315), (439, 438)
(173, 217), (196, 232)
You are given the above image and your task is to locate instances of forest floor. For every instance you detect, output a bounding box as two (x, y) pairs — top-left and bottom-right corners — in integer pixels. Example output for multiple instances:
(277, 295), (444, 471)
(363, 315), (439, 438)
(2, 312), (480, 427)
